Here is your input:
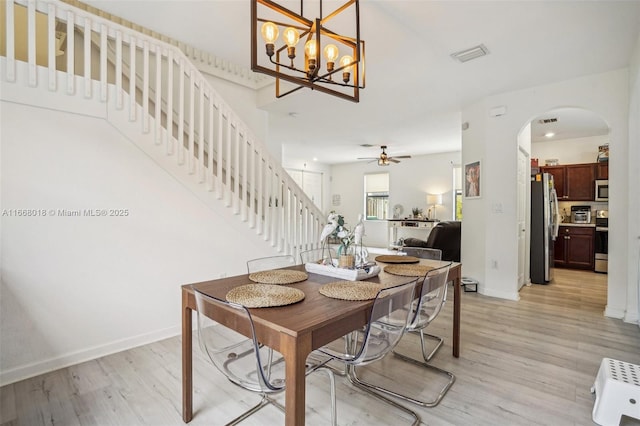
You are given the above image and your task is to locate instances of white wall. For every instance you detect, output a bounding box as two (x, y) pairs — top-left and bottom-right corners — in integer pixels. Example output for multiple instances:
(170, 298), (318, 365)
(329, 151), (461, 248)
(627, 33), (640, 326)
(0, 100), (278, 385)
(462, 69), (634, 320)
(532, 134), (609, 165)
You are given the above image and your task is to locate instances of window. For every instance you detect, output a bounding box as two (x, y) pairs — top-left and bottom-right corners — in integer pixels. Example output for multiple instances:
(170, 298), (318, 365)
(453, 164), (462, 220)
(364, 173), (389, 220)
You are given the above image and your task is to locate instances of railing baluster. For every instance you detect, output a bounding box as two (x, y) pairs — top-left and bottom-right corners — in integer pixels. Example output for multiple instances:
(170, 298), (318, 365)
(47, 3), (56, 91)
(249, 141), (256, 227)
(115, 30), (123, 109)
(129, 35), (136, 121)
(264, 161), (272, 242)
(225, 114), (232, 207)
(166, 50), (174, 155)
(83, 16), (91, 98)
(216, 105), (223, 199)
(177, 59), (185, 165)
(256, 149), (264, 235)
(233, 124), (240, 215)
(198, 81), (205, 181)
(142, 40), (150, 132)
(207, 93), (215, 191)
(241, 133), (249, 222)
(100, 24), (107, 101)
(6, 0), (16, 82)
(66, 11), (75, 94)
(27, 0), (36, 86)
(188, 70), (195, 174)
(155, 45), (162, 145)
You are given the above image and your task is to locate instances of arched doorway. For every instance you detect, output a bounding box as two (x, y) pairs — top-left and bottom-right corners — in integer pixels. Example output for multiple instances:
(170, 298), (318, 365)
(518, 107), (610, 294)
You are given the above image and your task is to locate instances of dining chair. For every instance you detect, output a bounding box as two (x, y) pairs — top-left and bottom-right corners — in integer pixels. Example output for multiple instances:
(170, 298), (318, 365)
(400, 246), (443, 260)
(398, 246), (447, 360)
(351, 263), (455, 407)
(246, 255), (296, 273)
(316, 279), (422, 425)
(299, 247), (337, 265)
(194, 289), (337, 426)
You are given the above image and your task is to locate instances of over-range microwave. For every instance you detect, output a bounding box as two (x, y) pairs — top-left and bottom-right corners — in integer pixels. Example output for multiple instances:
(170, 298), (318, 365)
(595, 179), (608, 202)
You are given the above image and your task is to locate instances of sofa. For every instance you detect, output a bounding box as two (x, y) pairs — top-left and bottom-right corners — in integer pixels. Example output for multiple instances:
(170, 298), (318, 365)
(402, 221), (461, 262)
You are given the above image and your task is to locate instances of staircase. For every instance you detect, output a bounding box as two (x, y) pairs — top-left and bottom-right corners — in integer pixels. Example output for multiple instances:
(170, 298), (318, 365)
(1, 0), (324, 258)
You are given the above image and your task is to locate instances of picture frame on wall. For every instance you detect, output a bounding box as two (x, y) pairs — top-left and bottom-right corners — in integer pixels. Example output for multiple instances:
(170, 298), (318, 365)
(464, 160), (481, 198)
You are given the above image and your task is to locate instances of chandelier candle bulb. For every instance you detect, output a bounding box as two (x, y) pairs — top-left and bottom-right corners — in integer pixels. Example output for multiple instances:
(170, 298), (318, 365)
(283, 27), (300, 62)
(260, 22), (278, 57)
(324, 44), (339, 74)
(340, 55), (353, 83)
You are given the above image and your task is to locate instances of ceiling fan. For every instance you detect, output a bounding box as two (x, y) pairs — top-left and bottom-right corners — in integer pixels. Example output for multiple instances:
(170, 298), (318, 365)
(357, 145), (412, 166)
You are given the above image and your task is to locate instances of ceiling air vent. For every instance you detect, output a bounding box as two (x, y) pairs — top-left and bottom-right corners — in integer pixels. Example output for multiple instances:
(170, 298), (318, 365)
(538, 118), (558, 124)
(451, 44), (489, 63)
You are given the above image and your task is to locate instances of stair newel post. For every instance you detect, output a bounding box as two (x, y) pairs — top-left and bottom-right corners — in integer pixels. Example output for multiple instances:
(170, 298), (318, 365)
(154, 44), (162, 145)
(82, 16), (91, 98)
(47, 3), (56, 91)
(66, 11), (75, 95)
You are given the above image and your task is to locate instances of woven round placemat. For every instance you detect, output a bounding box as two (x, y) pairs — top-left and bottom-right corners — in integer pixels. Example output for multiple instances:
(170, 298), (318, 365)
(374, 255), (420, 264)
(319, 280), (384, 301)
(226, 284), (305, 308)
(384, 264), (435, 277)
(248, 269), (308, 285)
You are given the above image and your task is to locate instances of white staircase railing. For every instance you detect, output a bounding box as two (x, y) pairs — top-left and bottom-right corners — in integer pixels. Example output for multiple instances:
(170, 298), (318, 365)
(2, 0), (324, 258)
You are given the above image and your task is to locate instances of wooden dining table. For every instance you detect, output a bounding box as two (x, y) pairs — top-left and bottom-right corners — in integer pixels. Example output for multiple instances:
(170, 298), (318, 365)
(182, 259), (462, 426)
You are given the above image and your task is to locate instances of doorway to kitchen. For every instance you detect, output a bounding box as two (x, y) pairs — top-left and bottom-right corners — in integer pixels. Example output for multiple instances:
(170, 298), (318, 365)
(520, 107), (610, 292)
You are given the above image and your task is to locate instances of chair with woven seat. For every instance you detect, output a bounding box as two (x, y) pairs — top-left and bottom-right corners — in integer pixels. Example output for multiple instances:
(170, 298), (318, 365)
(316, 279), (422, 425)
(194, 289), (337, 425)
(246, 255), (296, 273)
(351, 263), (455, 408)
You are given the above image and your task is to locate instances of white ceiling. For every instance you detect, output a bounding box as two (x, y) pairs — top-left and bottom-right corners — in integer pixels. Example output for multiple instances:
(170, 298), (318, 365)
(85, 0), (640, 164)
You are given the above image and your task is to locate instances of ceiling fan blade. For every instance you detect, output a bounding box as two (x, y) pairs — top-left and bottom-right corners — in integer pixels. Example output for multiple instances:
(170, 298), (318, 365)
(393, 155), (412, 159)
(357, 157), (378, 160)
(388, 158), (401, 163)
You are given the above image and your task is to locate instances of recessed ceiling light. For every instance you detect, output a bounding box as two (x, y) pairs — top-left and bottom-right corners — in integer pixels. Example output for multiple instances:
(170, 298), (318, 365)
(313, 157), (318, 161)
(545, 132), (555, 138)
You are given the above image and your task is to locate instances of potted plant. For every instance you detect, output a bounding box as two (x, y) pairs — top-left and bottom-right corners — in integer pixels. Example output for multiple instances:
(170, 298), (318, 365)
(329, 213), (355, 268)
(412, 207), (423, 219)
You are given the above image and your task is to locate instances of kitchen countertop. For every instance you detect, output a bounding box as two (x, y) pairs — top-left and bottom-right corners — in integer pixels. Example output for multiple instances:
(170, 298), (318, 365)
(559, 222), (596, 227)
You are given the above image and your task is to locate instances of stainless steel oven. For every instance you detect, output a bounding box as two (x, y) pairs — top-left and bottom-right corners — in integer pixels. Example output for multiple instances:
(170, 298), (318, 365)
(594, 211), (608, 273)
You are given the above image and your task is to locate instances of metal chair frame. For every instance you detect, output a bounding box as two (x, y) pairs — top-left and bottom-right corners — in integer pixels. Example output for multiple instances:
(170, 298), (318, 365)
(194, 290), (337, 425)
(246, 255), (296, 273)
(350, 263), (456, 408)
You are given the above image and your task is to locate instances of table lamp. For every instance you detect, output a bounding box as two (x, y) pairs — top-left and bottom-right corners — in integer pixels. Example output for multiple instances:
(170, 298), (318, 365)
(427, 193), (443, 220)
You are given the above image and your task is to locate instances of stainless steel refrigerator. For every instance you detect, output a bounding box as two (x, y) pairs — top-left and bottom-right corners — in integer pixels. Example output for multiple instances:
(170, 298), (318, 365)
(530, 173), (560, 284)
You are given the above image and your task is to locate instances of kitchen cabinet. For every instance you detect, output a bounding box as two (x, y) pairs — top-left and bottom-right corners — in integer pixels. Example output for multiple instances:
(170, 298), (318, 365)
(554, 226), (595, 270)
(597, 162), (608, 179)
(541, 163), (595, 201)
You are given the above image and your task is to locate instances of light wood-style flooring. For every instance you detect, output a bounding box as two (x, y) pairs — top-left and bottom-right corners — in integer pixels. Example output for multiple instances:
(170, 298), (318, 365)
(2, 269), (639, 425)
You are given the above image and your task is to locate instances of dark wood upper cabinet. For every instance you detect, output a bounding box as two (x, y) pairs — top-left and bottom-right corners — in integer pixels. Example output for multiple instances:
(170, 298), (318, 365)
(597, 162), (609, 179)
(541, 163), (595, 201)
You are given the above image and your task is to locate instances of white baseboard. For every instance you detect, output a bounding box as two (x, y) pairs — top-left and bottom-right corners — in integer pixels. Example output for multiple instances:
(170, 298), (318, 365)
(480, 287), (520, 301)
(0, 325), (180, 387)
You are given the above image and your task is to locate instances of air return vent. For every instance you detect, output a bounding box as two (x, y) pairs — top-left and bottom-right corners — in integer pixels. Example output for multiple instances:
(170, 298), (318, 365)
(451, 44), (489, 63)
(538, 118), (558, 124)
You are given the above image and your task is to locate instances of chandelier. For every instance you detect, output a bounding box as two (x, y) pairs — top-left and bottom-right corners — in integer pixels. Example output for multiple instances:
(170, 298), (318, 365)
(251, 0), (365, 102)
